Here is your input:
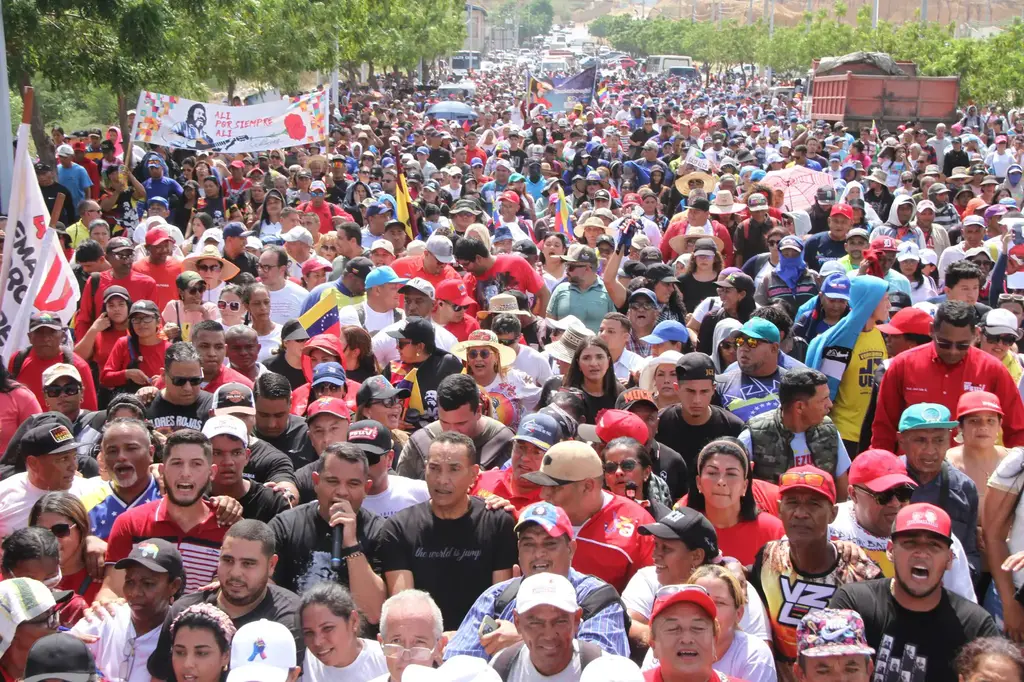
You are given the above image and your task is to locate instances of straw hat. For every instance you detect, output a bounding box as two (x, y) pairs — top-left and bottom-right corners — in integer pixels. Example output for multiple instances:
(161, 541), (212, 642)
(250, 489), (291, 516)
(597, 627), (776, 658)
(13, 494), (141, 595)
(709, 190), (745, 215)
(573, 216), (612, 238)
(668, 224), (725, 256)
(451, 329), (517, 368)
(545, 323), (595, 364)
(674, 171), (716, 196)
(477, 293), (533, 320)
(182, 244), (241, 280)
(639, 351), (683, 394)
(948, 166), (971, 181)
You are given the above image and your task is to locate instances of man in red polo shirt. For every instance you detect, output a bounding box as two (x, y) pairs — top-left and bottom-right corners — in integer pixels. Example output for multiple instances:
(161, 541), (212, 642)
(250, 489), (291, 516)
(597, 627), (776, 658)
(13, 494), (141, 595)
(10, 313), (97, 410)
(99, 428), (228, 599)
(391, 234), (461, 290)
(526, 440), (654, 591)
(434, 279), (480, 341)
(297, 181), (352, 235)
(75, 237), (156, 340)
(472, 412), (559, 513)
(132, 227), (182, 312)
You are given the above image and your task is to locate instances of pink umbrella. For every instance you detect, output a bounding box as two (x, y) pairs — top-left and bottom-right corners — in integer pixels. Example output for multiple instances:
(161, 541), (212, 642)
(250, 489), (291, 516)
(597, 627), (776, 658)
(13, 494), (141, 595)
(761, 166), (834, 212)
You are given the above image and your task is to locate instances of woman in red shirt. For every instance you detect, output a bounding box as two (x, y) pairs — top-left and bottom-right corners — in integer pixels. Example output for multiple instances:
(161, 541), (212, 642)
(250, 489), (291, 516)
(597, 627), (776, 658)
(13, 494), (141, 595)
(100, 299), (170, 390)
(28, 492), (99, 624)
(74, 285), (131, 374)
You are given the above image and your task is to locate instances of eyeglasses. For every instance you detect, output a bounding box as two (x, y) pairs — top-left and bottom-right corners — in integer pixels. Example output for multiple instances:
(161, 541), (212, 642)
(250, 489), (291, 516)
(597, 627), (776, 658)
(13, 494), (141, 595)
(197, 263), (222, 272)
(382, 643), (435, 662)
(467, 349), (492, 360)
(43, 383), (81, 398)
(131, 315), (157, 324)
(603, 459), (639, 474)
(985, 332), (1018, 346)
(170, 376), (203, 387)
(655, 583), (712, 601)
(856, 484), (915, 506)
(934, 337), (972, 351)
(109, 250), (133, 260)
(257, 263), (281, 271)
(370, 397), (401, 408)
(218, 300), (242, 311)
(733, 335), (763, 348)
(45, 523), (72, 538)
(779, 471), (828, 488)
(316, 383), (345, 394)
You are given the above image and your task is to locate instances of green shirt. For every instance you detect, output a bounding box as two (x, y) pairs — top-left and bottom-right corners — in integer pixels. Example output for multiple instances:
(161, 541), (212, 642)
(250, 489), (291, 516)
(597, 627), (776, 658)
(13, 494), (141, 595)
(547, 280), (614, 333)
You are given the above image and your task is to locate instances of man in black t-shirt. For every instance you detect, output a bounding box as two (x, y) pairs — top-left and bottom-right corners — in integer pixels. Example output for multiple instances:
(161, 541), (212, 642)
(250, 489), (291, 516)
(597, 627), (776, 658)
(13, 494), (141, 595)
(657, 353), (744, 493)
(828, 503), (998, 682)
(147, 520), (302, 681)
(146, 342), (214, 434)
(254, 372), (316, 468)
(616, 388), (688, 500)
(268, 443), (386, 623)
(203, 415), (290, 523)
(379, 431), (518, 630)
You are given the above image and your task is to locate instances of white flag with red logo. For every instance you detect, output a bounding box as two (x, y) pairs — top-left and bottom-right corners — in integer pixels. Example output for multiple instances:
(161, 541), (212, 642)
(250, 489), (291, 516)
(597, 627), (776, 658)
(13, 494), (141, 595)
(0, 123), (80, 363)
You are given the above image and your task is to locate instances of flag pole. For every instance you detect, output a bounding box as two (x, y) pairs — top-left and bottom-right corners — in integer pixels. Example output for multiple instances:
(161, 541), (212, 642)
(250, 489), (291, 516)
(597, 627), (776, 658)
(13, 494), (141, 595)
(0, 8), (15, 213)
(0, 87), (34, 314)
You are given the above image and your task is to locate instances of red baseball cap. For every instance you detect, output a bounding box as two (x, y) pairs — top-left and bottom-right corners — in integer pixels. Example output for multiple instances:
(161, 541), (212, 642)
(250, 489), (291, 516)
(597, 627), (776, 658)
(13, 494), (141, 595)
(956, 390), (1004, 419)
(301, 258), (332, 277)
(650, 584), (718, 624)
(145, 227), (173, 246)
(622, 193), (642, 207)
(229, 160), (246, 169)
(515, 502), (573, 538)
(435, 279), (475, 306)
(578, 409), (649, 444)
(997, 136), (1008, 144)
(876, 307), (933, 337)
(848, 449), (917, 493)
(779, 465), (836, 504)
(892, 503), (952, 544)
(500, 190), (521, 205)
(305, 397), (351, 422)
(871, 237), (898, 253)
(830, 203), (854, 220)
(72, 141), (87, 152)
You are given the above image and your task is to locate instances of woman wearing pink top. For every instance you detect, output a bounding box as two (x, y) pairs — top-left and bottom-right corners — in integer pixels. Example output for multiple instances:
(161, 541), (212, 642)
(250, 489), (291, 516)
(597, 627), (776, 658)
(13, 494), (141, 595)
(0, 363), (42, 454)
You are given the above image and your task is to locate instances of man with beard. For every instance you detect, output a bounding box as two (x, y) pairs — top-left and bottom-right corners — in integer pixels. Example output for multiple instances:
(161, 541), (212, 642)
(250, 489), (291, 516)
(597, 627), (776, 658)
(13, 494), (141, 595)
(85, 418), (164, 540)
(829, 504), (997, 682)
(147, 520), (303, 682)
(100, 429), (230, 599)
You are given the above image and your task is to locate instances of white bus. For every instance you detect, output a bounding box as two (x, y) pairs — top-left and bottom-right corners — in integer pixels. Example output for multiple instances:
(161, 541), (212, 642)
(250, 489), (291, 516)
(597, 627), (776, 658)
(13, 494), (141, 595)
(645, 55), (693, 74)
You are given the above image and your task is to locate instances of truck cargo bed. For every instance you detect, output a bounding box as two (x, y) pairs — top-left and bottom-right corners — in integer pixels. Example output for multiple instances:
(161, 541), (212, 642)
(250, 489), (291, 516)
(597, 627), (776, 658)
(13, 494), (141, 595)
(811, 72), (959, 127)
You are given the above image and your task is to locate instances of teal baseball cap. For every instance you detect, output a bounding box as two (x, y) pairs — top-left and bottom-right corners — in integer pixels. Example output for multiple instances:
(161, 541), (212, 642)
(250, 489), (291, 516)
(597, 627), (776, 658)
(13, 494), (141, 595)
(898, 403), (958, 432)
(729, 318), (780, 344)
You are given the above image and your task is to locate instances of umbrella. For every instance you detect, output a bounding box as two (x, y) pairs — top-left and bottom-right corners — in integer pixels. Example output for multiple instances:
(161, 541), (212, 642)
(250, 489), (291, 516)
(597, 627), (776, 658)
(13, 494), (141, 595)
(761, 166), (834, 212)
(426, 102), (478, 121)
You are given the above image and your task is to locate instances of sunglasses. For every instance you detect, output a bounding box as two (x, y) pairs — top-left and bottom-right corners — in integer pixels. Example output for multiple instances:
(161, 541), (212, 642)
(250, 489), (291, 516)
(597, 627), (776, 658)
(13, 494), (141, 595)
(984, 332), (1018, 346)
(497, 338), (517, 346)
(170, 376), (203, 387)
(44, 383), (81, 398)
(779, 471), (829, 488)
(467, 349), (492, 360)
(186, 285), (206, 295)
(999, 293), (1024, 303)
(856, 485), (914, 506)
(733, 335), (763, 348)
(197, 263), (222, 272)
(934, 338), (972, 351)
(397, 339), (413, 348)
(767, 240), (781, 247)
(603, 459), (639, 474)
(629, 302), (656, 311)
(46, 523), (72, 538)
(218, 300), (242, 311)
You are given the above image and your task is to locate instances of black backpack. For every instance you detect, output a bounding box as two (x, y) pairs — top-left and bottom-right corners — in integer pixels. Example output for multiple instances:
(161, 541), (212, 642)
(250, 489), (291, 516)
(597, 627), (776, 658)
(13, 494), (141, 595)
(490, 640), (604, 680)
(11, 347), (73, 379)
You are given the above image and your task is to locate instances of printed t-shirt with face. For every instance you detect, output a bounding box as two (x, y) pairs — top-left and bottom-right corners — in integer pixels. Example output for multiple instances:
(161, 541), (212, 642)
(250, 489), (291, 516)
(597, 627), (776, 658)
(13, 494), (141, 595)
(146, 390), (214, 434)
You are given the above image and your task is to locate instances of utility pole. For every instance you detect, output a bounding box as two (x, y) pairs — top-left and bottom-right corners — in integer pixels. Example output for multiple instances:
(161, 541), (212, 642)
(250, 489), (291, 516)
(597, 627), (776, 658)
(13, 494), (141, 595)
(871, 0), (879, 28)
(748, 0), (754, 23)
(921, 0), (927, 22)
(691, 0), (696, 22)
(766, 0), (775, 84)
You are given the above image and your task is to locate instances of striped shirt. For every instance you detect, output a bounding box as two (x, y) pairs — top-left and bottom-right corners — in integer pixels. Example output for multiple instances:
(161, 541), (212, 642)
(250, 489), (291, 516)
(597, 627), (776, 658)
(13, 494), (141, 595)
(104, 497), (227, 594)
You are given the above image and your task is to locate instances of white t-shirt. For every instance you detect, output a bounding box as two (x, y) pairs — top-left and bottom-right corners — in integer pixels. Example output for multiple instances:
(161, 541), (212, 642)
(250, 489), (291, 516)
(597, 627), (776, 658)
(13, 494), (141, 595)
(498, 640), (597, 681)
(257, 324), (283, 363)
(987, 447), (1024, 588)
(371, 319), (456, 367)
(268, 281), (309, 325)
(302, 639), (387, 682)
(622, 566), (770, 641)
(338, 302), (397, 335)
(362, 475), (431, 519)
(642, 629), (777, 682)
(512, 345), (554, 385)
(692, 297), (722, 324)
(72, 603), (160, 682)
(0, 473), (104, 540)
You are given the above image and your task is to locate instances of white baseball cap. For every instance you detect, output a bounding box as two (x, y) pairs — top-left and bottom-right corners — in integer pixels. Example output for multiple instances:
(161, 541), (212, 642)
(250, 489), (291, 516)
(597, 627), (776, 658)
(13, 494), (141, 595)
(370, 238), (395, 256)
(402, 656), (501, 682)
(201, 415), (248, 444)
(580, 655), (643, 681)
(282, 227), (313, 246)
(56, 144), (74, 157)
(226, 619), (296, 682)
(515, 573), (579, 615)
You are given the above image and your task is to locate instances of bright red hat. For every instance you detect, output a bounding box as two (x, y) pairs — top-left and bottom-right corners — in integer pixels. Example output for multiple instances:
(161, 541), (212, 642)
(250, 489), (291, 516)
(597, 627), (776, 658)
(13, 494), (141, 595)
(892, 503), (952, 544)
(500, 190), (521, 205)
(830, 203), (854, 220)
(650, 584), (718, 623)
(779, 465), (836, 504)
(848, 449), (916, 493)
(578, 409), (648, 444)
(871, 236), (898, 253)
(956, 390), (1003, 419)
(435, 280), (475, 306)
(144, 227), (173, 246)
(301, 258), (332, 277)
(876, 307), (933, 337)
(305, 397), (350, 422)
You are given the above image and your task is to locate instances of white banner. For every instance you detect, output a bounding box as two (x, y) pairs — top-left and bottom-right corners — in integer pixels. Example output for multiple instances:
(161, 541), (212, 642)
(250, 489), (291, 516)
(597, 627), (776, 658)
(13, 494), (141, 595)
(0, 124), (81, 363)
(132, 89), (331, 153)
(684, 148), (712, 172)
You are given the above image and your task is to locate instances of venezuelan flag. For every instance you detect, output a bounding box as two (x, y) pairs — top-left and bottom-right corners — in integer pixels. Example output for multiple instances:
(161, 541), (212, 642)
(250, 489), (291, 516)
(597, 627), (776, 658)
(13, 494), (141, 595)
(597, 85), (608, 108)
(298, 289), (341, 337)
(552, 184), (572, 238)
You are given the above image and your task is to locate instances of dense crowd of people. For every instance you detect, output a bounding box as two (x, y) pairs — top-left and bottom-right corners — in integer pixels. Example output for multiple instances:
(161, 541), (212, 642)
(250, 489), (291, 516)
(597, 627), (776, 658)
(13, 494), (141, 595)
(4, 65), (1024, 682)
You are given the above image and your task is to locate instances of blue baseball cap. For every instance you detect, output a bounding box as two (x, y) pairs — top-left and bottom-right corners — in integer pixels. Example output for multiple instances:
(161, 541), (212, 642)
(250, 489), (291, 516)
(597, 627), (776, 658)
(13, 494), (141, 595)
(416, 146), (430, 155)
(898, 403), (958, 432)
(730, 318), (780, 344)
(311, 362), (347, 387)
(260, 234), (285, 246)
(366, 203), (392, 218)
(641, 320), (690, 345)
(779, 235), (804, 253)
(493, 225), (514, 242)
(148, 196), (169, 207)
(513, 413), (560, 452)
(364, 266), (408, 289)
(514, 502), (572, 537)
(821, 273), (851, 301)
(222, 222), (247, 239)
(470, 158), (483, 167)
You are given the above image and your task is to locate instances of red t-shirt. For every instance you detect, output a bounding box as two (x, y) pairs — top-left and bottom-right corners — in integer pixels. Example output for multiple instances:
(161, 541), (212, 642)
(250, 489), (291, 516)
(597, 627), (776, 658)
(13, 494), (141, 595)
(105, 498), (227, 594)
(471, 468), (542, 515)
(573, 492), (655, 592)
(296, 200), (354, 235)
(444, 313), (480, 342)
(92, 327), (130, 372)
(714, 513), (785, 566)
(100, 337), (170, 388)
(462, 255), (544, 310)
(132, 259), (183, 313)
(390, 255), (462, 291)
(203, 366), (254, 393)
(76, 270), (157, 340)
(644, 668), (744, 682)
(10, 349), (97, 410)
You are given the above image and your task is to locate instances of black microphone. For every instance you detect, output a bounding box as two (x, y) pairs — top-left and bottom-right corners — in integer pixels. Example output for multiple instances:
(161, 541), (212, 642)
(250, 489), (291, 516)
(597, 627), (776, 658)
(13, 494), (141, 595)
(331, 525), (343, 569)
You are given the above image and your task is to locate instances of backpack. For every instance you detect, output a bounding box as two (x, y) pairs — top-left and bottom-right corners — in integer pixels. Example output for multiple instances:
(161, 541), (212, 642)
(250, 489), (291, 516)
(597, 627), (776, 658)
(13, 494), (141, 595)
(491, 577), (631, 632)
(490, 640), (604, 680)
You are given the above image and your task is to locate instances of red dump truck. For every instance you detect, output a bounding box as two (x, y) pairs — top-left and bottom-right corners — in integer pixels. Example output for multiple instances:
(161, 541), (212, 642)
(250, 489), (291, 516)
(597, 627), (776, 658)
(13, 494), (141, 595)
(809, 52), (960, 130)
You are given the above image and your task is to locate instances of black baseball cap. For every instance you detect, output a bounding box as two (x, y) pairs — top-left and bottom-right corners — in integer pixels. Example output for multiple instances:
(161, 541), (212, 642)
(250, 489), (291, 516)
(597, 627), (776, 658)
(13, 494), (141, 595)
(113, 538), (184, 580)
(676, 352), (717, 382)
(23, 633), (96, 682)
(645, 263), (678, 284)
(344, 256), (374, 279)
(102, 285), (131, 305)
(29, 312), (64, 332)
(513, 239), (538, 257)
(616, 388), (658, 412)
(689, 198), (711, 212)
(281, 319), (310, 343)
(128, 300), (160, 318)
(639, 507), (720, 561)
(347, 419), (394, 459)
(213, 382), (256, 416)
(386, 317), (435, 346)
(539, 405), (579, 441)
(21, 423), (79, 458)
(356, 375), (410, 406)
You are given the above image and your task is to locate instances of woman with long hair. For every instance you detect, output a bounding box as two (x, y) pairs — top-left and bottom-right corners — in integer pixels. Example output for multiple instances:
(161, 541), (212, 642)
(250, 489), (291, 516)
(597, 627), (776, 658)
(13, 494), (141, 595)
(100, 300), (170, 392)
(956, 637), (1024, 682)
(264, 319), (309, 390)
(541, 232), (568, 290)
(169, 604), (235, 682)
(601, 436), (673, 517)
(560, 337), (622, 424)
(697, 272), (757, 356)
(217, 284), (246, 327)
(678, 237), (724, 314)
(341, 326), (379, 384)
(300, 582), (387, 681)
(255, 188), (286, 236)
(29, 492), (99, 606)
(638, 352), (682, 410)
(0, 360), (40, 454)
(382, 319), (464, 430)
(198, 175), (227, 228)
(184, 212), (213, 254)
(896, 242), (938, 304)
(343, 182), (370, 224)
(685, 439), (783, 565)
(316, 232), (340, 263)
(452, 329), (541, 432)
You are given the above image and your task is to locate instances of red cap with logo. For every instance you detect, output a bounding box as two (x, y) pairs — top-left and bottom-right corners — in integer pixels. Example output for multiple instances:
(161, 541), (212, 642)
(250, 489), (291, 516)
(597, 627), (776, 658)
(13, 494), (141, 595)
(435, 279), (475, 306)
(515, 502), (574, 538)
(876, 307), (933, 337)
(830, 203), (854, 220)
(956, 390), (1004, 419)
(305, 397), (351, 422)
(892, 503), (952, 544)
(848, 449), (917, 493)
(871, 237), (899, 253)
(650, 584), (719, 624)
(145, 227), (174, 246)
(500, 190), (521, 205)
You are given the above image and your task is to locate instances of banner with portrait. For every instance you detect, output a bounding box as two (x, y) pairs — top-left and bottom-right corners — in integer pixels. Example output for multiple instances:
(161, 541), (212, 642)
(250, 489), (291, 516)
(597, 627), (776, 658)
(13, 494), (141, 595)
(526, 67), (597, 113)
(130, 89), (330, 153)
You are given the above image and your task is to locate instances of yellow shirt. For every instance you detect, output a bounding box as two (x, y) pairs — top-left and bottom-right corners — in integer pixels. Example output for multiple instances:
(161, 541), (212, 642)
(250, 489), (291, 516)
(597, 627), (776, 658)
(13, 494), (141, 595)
(831, 328), (887, 442)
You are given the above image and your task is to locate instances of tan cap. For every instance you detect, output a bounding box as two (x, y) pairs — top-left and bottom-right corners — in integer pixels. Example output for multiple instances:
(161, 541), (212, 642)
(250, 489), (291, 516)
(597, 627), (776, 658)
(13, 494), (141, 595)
(42, 363), (82, 386)
(523, 441), (603, 486)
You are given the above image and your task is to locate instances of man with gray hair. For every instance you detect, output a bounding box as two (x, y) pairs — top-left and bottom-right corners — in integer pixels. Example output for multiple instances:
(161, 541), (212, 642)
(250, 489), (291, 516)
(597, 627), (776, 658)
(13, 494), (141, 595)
(372, 589), (446, 682)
